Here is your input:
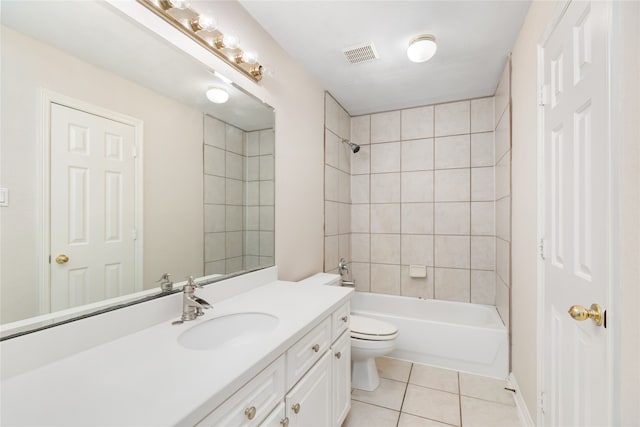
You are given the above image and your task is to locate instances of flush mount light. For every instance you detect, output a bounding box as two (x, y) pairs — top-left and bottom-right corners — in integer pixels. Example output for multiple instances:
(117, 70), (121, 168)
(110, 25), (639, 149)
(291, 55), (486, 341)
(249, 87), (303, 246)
(206, 87), (229, 104)
(407, 34), (437, 63)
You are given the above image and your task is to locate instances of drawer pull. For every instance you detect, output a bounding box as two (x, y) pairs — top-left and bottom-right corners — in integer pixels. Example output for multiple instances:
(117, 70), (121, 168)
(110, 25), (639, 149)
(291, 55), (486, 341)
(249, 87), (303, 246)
(292, 403), (301, 414)
(280, 417), (289, 427)
(335, 351), (342, 359)
(341, 315), (348, 323)
(244, 406), (257, 420)
(311, 344), (320, 353)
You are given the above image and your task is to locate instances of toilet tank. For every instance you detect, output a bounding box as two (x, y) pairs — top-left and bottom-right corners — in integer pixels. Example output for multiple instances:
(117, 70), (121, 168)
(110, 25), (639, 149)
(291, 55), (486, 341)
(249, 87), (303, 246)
(298, 272), (342, 287)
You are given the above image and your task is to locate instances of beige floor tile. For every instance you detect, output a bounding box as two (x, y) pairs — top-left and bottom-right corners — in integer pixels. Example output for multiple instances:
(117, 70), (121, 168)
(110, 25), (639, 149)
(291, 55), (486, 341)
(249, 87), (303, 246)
(351, 377), (407, 411)
(398, 412), (454, 427)
(410, 363), (459, 394)
(459, 373), (515, 406)
(402, 384), (461, 426)
(460, 396), (522, 427)
(376, 357), (413, 382)
(342, 400), (400, 427)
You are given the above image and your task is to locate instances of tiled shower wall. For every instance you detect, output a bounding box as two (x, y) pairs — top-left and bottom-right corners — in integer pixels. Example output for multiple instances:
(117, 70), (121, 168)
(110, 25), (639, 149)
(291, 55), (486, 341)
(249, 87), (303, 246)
(494, 61), (512, 327)
(324, 93), (352, 274)
(345, 98), (498, 303)
(203, 114), (274, 275)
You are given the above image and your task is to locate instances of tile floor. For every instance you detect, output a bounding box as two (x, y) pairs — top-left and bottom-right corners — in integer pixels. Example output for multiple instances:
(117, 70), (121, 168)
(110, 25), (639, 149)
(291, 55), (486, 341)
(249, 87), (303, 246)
(342, 357), (522, 427)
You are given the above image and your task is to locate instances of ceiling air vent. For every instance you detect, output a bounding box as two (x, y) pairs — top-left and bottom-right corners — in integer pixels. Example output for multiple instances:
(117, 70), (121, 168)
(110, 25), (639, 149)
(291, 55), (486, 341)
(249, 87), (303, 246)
(342, 42), (379, 64)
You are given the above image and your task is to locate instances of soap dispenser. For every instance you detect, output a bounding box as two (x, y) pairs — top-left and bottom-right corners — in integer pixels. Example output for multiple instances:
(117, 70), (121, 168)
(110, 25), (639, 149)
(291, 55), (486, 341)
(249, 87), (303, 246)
(157, 273), (173, 292)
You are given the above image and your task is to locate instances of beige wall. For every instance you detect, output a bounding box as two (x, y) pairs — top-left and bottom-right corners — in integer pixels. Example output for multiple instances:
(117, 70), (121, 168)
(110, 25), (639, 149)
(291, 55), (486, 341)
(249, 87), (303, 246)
(0, 27), (204, 324)
(510, 0), (558, 420)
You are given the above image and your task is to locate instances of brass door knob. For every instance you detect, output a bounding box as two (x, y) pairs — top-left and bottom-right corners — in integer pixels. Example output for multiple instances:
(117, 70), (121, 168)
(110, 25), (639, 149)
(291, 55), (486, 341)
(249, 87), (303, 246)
(335, 351), (342, 359)
(341, 316), (348, 323)
(55, 254), (69, 264)
(311, 344), (320, 352)
(280, 417), (289, 427)
(292, 403), (301, 414)
(568, 303), (604, 327)
(244, 406), (256, 420)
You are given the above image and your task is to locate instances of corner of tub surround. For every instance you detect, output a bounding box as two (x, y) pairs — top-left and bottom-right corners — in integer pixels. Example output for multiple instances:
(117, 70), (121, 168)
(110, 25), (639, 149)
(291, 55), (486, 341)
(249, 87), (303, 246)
(0, 267), (278, 380)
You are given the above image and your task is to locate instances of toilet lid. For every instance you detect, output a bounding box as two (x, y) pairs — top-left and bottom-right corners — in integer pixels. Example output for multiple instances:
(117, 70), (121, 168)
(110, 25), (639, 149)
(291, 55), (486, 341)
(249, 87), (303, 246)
(350, 315), (398, 340)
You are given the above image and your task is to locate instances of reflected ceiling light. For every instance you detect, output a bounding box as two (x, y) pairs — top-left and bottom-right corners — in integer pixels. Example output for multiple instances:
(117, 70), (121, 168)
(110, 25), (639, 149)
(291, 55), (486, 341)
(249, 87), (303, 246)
(407, 35), (437, 63)
(167, 0), (189, 9)
(206, 87), (229, 104)
(193, 14), (216, 32)
(235, 51), (258, 65)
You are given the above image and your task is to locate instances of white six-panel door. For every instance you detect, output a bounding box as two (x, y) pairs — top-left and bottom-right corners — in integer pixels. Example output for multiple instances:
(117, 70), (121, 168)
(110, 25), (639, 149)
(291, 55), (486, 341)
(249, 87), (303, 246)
(541, 1), (610, 425)
(50, 103), (137, 311)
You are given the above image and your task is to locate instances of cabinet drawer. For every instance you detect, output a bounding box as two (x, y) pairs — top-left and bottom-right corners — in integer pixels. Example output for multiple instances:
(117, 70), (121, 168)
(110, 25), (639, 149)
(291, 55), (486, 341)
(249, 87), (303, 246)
(331, 302), (350, 341)
(259, 402), (286, 427)
(286, 316), (331, 388)
(196, 355), (285, 427)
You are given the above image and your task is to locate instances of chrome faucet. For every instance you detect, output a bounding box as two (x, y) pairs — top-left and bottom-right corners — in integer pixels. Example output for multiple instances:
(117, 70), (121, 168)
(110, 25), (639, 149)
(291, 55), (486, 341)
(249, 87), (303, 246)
(172, 276), (212, 324)
(338, 257), (351, 276)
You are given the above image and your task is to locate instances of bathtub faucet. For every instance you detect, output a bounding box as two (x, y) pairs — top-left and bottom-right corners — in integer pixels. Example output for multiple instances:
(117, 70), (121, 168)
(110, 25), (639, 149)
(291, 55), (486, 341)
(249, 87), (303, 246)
(338, 257), (351, 276)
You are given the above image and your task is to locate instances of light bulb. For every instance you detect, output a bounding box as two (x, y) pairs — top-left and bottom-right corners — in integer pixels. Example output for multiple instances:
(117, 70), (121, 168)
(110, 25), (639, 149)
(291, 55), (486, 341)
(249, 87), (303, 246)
(168, 0), (189, 9)
(222, 34), (239, 49)
(195, 14), (216, 31)
(242, 51), (258, 65)
(407, 35), (437, 63)
(206, 87), (229, 104)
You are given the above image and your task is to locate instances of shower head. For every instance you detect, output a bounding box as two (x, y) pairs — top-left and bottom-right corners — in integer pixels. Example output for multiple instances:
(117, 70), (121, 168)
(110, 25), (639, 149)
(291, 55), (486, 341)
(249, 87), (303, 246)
(342, 139), (360, 153)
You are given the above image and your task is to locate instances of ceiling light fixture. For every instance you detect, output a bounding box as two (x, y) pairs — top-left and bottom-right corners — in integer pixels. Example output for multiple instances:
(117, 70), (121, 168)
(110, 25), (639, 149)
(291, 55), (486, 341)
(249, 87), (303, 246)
(206, 87), (229, 104)
(407, 35), (437, 63)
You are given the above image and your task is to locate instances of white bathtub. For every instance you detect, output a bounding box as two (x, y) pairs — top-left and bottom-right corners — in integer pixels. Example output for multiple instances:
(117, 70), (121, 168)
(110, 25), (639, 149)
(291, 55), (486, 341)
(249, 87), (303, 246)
(350, 292), (508, 379)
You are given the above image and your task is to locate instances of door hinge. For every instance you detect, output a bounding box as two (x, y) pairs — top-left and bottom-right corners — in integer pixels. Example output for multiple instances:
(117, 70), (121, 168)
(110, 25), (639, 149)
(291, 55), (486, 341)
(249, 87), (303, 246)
(539, 238), (548, 260)
(539, 85), (550, 106)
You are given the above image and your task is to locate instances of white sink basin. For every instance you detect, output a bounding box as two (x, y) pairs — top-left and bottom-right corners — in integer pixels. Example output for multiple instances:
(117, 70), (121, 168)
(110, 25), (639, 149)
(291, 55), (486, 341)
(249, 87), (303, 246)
(177, 312), (279, 351)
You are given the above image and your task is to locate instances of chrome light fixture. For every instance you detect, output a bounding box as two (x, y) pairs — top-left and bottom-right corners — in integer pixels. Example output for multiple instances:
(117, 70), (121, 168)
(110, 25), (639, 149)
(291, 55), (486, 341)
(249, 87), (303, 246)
(407, 34), (437, 63)
(139, 0), (264, 82)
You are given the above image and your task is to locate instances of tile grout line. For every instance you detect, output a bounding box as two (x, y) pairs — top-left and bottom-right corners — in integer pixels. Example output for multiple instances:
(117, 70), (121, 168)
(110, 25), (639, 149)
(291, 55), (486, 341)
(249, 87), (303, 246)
(396, 362), (414, 427)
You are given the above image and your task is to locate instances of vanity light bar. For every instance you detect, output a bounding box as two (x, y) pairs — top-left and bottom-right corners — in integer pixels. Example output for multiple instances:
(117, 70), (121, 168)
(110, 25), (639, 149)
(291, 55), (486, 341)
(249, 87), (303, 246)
(138, 0), (264, 82)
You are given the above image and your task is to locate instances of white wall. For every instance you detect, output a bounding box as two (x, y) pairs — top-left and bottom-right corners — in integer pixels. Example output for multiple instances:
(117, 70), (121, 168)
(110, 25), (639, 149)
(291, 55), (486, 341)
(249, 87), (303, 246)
(510, 0), (559, 419)
(1, 27), (204, 323)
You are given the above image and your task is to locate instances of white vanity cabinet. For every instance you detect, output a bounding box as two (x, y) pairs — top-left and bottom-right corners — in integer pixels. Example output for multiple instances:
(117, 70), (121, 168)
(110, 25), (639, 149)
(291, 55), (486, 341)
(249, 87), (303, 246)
(331, 330), (351, 426)
(285, 351), (332, 427)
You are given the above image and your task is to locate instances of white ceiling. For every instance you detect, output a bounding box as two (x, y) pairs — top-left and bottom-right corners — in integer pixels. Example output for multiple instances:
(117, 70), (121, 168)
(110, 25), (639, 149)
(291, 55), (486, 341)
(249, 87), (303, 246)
(1, 0), (274, 131)
(240, 0), (531, 116)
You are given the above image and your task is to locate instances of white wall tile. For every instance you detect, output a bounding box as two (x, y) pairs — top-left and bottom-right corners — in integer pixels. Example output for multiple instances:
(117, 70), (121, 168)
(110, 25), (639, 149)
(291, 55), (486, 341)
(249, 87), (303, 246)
(401, 203), (434, 234)
(260, 155), (274, 180)
(339, 202), (351, 234)
(259, 129), (275, 155)
(244, 256), (260, 270)
(435, 134), (470, 169)
(260, 206), (275, 231)
(352, 145), (371, 175)
(351, 115), (371, 145)
(205, 204), (226, 233)
(338, 140), (351, 174)
(371, 111), (401, 143)
(401, 171), (434, 202)
(401, 105), (434, 140)
(351, 204), (370, 233)
(435, 235), (470, 268)
(371, 263), (401, 295)
(325, 129), (340, 168)
(471, 167), (494, 201)
(351, 174), (370, 204)
(401, 138), (434, 171)
(471, 236), (496, 270)
(259, 181), (274, 205)
(205, 260), (226, 275)
(401, 265), (434, 298)
(371, 203), (400, 233)
(495, 276), (509, 328)
(494, 64), (510, 126)
(495, 154), (511, 200)
(435, 100), (470, 137)
(495, 196), (510, 241)
(245, 231), (259, 255)
(338, 103), (350, 140)
(339, 233), (351, 262)
(226, 152), (244, 180)
(401, 234), (434, 266)
(204, 175), (225, 204)
(325, 166), (340, 202)
(245, 131), (259, 156)
(226, 125), (244, 155)
(435, 202), (470, 235)
(259, 231), (274, 257)
(495, 107), (510, 162)
(471, 270), (496, 304)
(226, 205), (244, 231)
(339, 170), (351, 203)
(226, 231), (243, 258)
(204, 116), (225, 149)
(351, 262), (371, 292)
(371, 173), (401, 203)
(204, 232), (226, 261)
(226, 257), (243, 274)
(324, 235), (339, 271)
(351, 234), (370, 262)
(325, 94), (341, 136)
(226, 179), (242, 207)
(371, 234), (401, 264)
(245, 206), (259, 230)
(434, 268), (470, 302)
(245, 182), (259, 205)
(471, 97), (495, 133)
(435, 169), (470, 202)
(496, 238), (510, 285)
(471, 132), (494, 167)
(204, 146), (225, 176)
(245, 156), (259, 181)
(371, 142), (401, 173)
(471, 201), (495, 236)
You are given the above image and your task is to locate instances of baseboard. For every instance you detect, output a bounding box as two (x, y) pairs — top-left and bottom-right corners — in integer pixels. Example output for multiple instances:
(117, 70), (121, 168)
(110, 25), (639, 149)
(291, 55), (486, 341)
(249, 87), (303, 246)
(508, 372), (535, 427)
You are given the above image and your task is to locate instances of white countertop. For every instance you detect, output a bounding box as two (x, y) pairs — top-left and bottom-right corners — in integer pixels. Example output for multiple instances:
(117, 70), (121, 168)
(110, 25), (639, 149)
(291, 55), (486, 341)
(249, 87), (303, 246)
(1, 280), (352, 426)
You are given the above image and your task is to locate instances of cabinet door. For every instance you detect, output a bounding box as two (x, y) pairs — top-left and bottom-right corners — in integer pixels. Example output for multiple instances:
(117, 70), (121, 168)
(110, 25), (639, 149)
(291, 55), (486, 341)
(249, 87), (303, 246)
(286, 352), (331, 427)
(259, 402), (288, 427)
(332, 330), (351, 427)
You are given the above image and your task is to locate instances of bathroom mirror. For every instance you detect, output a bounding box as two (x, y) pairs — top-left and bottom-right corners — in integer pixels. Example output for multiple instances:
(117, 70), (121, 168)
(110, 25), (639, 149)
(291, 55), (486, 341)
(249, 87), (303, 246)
(0, 0), (275, 336)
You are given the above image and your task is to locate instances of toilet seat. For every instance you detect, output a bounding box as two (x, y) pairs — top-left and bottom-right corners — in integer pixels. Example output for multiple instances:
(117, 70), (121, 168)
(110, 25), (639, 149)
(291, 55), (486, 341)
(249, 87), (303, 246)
(350, 314), (398, 341)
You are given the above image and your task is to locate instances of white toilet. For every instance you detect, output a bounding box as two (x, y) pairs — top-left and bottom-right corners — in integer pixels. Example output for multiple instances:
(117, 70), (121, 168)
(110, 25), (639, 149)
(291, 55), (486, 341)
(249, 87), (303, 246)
(298, 273), (399, 391)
